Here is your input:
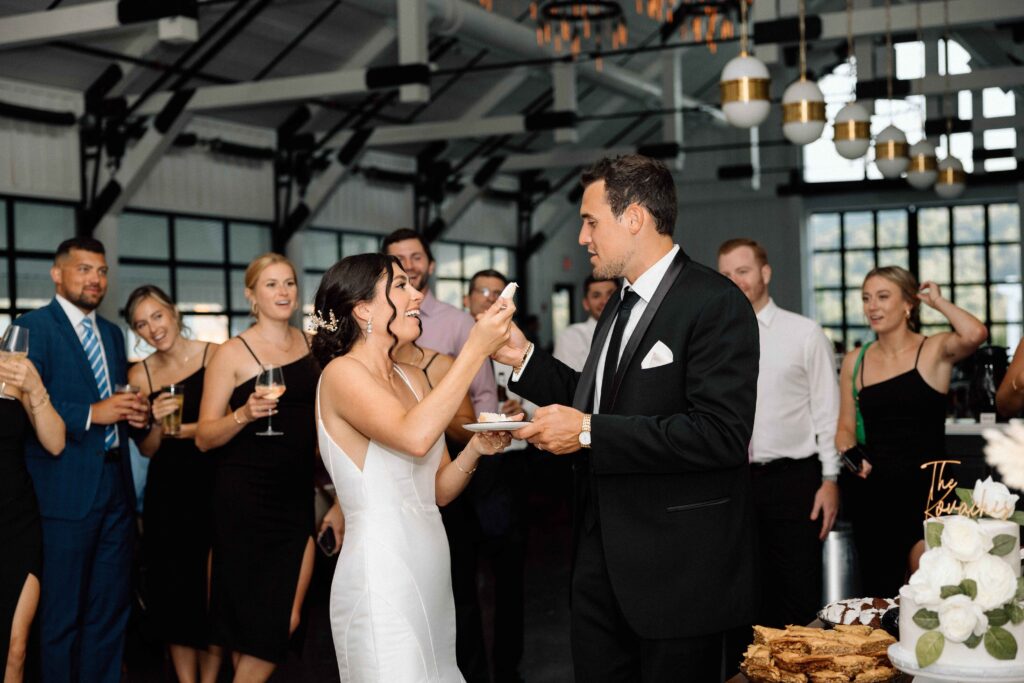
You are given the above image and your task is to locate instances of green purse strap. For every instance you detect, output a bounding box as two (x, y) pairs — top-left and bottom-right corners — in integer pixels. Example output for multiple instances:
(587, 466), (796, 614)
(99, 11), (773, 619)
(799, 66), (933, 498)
(852, 341), (873, 401)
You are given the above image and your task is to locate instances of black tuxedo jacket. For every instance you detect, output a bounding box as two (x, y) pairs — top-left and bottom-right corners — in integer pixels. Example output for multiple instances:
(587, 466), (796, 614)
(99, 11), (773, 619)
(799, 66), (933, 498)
(512, 250), (759, 639)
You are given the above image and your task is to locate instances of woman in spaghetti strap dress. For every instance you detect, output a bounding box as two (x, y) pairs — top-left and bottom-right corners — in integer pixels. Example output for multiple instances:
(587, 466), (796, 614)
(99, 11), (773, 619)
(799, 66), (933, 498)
(0, 346), (65, 682)
(196, 253), (323, 682)
(124, 285), (222, 683)
(836, 267), (987, 598)
(311, 254), (516, 682)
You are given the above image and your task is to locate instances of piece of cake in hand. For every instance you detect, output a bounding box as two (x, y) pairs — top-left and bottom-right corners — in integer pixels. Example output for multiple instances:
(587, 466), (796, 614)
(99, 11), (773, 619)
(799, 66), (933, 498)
(477, 412), (515, 423)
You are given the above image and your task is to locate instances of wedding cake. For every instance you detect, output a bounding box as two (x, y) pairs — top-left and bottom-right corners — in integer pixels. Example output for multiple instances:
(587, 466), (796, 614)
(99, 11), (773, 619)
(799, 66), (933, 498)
(891, 477), (1024, 675)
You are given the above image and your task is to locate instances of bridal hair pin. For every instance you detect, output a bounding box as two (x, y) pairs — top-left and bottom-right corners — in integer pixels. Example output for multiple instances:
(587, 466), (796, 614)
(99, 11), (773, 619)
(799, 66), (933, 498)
(311, 309), (338, 332)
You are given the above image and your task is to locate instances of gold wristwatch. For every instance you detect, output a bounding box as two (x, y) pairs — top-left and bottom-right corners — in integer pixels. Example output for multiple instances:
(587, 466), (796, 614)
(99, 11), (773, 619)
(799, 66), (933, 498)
(579, 413), (592, 449)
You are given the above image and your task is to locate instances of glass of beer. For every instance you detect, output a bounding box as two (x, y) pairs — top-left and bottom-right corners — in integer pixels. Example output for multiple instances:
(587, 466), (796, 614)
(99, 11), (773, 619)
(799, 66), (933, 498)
(162, 383), (185, 436)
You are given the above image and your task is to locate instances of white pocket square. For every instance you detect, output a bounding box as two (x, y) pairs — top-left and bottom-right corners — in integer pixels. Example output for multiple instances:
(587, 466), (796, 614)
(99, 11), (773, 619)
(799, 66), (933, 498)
(641, 341), (674, 369)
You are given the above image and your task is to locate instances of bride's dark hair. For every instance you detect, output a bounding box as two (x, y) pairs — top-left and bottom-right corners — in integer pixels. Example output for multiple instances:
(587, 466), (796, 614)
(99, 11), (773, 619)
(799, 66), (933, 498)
(311, 253), (402, 368)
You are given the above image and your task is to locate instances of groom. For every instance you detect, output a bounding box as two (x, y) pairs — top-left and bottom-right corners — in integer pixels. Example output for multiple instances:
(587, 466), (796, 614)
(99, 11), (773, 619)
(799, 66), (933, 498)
(495, 154), (759, 681)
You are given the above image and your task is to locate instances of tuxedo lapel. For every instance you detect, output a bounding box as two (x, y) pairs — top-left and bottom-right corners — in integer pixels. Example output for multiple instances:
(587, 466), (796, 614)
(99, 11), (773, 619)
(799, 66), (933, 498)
(572, 296), (619, 411)
(606, 250), (688, 411)
(47, 299), (102, 400)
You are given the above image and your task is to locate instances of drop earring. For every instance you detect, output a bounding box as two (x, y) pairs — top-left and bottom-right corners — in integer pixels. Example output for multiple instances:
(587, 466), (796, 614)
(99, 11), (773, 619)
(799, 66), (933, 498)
(366, 315), (373, 335)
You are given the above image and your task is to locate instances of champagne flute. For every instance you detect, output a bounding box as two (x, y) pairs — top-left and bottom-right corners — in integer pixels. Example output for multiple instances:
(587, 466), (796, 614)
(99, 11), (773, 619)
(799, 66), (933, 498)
(0, 325), (29, 400)
(254, 364), (286, 437)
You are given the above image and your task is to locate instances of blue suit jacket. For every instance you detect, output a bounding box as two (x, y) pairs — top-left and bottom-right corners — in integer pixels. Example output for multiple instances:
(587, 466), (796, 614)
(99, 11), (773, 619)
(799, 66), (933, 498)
(19, 298), (137, 520)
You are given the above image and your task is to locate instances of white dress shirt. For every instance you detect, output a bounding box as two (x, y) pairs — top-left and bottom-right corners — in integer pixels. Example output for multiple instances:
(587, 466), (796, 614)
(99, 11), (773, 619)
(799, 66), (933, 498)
(751, 299), (840, 477)
(55, 294), (113, 439)
(492, 361), (538, 451)
(553, 317), (598, 372)
(515, 245), (680, 416)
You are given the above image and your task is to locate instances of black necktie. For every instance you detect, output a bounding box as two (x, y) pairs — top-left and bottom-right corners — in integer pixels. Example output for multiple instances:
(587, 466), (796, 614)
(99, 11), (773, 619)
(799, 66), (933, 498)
(599, 288), (641, 414)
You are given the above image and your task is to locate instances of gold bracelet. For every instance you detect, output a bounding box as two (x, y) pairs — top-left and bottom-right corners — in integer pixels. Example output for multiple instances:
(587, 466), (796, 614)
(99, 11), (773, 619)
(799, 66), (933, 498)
(453, 454), (477, 475)
(30, 393), (50, 413)
(232, 408), (247, 425)
(514, 342), (534, 375)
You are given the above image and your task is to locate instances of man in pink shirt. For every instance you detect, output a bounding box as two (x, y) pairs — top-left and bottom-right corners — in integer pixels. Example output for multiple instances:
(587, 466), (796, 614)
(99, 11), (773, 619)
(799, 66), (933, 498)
(382, 229), (498, 417)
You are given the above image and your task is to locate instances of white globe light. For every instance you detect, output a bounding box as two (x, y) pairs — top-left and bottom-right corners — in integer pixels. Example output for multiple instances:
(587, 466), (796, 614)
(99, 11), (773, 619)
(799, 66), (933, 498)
(833, 102), (871, 159)
(781, 78), (826, 145)
(906, 139), (938, 190)
(874, 124), (909, 178)
(935, 156), (966, 198)
(719, 53), (771, 128)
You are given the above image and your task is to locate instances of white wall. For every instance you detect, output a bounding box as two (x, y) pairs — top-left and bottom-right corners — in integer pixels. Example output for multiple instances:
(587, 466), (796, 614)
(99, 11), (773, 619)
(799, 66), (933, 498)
(0, 77), (81, 201)
(129, 117), (276, 221)
(313, 151), (415, 232)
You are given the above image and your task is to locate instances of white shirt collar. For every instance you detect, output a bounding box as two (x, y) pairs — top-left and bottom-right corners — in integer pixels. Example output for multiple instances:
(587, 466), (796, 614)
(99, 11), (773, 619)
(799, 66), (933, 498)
(55, 294), (97, 331)
(756, 298), (778, 327)
(623, 244), (680, 303)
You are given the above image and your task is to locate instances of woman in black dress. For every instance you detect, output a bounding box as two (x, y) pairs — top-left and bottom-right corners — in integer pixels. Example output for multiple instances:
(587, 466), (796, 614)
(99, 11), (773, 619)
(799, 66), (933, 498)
(196, 253), (322, 682)
(0, 341), (65, 682)
(125, 286), (222, 683)
(836, 266), (988, 598)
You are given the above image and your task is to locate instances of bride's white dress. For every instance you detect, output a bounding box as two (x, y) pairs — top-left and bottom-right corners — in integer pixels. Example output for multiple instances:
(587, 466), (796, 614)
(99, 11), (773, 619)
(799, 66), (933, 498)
(316, 368), (464, 682)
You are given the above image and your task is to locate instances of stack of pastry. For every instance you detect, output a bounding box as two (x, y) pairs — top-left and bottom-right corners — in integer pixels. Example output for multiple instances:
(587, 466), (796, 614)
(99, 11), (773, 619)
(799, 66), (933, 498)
(741, 624), (899, 682)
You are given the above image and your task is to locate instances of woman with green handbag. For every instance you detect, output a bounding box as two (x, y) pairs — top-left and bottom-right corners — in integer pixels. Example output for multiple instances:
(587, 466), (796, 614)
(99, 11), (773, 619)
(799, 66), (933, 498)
(835, 266), (987, 599)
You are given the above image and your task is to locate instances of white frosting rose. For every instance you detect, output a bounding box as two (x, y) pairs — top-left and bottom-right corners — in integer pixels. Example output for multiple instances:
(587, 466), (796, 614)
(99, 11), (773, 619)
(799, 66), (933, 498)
(909, 548), (964, 607)
(973, 476), (1019, 521)
(941, 516), (993, 562)
(937, 594), (989, 643)
(964, 554), (1018, 611)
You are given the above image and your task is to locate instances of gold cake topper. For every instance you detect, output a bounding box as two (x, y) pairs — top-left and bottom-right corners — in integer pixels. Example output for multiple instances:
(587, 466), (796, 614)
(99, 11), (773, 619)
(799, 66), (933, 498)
(922, 460), (985, 519)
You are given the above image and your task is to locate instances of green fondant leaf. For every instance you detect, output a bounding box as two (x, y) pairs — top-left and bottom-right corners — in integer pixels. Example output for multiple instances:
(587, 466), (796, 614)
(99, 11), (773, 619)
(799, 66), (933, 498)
(940, 585), (962, 599)
(917, 631), (945, 668)
(1017, 577), (1024, 603)
(984, 626), (1018, 660)
(961, 579), (978, 599)
(913, 608), (940, 630)
(987, 607), (1009, 627)
(956, 488), (976, 507)
(1010, 511), (1024, 526)
(991, 534), (1017, 557)
(1007, 603), (1024, 625)
(926, 522), (944, 548)
(965, 633), (983, 649)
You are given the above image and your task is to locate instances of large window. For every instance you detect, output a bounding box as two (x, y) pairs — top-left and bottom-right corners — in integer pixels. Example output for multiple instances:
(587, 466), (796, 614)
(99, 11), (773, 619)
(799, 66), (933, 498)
(119, 210), (272, 358)
(432, 241), (516, 308)
(0, 197), (78, 332)
(301, 228), (382, 320)
(809, 203), (1022, 351)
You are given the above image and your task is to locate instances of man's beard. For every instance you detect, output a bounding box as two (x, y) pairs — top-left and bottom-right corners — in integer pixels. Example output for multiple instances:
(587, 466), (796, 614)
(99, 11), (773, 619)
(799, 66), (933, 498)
(413, 273), (430, 292)
(592, 247), (633, 280)
(66, 289), (103, 312)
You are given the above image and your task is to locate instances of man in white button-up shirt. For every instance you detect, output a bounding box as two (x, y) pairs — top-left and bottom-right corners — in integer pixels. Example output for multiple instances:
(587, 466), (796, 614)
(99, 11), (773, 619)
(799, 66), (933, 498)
(719, 238), (840, 630)
(553, 276), (619, 372)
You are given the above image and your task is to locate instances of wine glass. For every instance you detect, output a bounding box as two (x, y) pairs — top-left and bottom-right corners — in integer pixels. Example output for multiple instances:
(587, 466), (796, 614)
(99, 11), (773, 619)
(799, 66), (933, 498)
(254, 364), (286, 437)
(0, 325), (29, 401)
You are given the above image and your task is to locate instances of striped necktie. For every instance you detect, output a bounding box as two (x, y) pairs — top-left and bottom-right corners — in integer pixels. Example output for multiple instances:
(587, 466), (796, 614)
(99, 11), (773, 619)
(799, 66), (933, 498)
(81, 317), (116, 450)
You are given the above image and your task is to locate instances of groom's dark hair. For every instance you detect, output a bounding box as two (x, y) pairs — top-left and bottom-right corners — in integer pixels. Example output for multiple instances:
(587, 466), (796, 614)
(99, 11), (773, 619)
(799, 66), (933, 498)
(580, 154), (677, 237)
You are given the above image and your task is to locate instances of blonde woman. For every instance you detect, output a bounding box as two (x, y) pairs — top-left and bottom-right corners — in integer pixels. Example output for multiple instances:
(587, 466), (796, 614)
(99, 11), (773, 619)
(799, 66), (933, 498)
(196, 253), (326, 682)
(836, 266), (987, 598)
(0, 351), (64, 683)
(125, 285), (221, 683)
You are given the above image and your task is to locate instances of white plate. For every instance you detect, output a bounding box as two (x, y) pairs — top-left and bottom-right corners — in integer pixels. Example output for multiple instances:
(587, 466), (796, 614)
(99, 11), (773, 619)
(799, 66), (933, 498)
(887, 643), (1024, 682)
(464, 421), (531, 432)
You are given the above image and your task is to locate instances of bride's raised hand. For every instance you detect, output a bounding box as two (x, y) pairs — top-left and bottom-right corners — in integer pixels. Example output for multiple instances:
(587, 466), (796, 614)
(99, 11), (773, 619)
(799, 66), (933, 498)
(466, 297), (515, 357)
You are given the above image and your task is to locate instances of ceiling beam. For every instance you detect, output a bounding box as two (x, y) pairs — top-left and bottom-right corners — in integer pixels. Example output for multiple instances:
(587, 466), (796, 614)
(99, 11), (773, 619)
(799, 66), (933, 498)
(0, 0), (197, 50)
(754, 0), (1021, 44)
(857, 66), (1024, 99)
(128, 63), (430, 116)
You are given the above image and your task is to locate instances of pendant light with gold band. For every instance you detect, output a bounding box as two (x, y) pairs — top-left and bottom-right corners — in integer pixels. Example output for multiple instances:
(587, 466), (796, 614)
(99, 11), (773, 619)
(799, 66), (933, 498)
(781, 0), (825, 145)
(720, 0), (771, 128)
(873, 0), (909, 177)
(934, 0), (966, 198)
(833, 0), (870, 159)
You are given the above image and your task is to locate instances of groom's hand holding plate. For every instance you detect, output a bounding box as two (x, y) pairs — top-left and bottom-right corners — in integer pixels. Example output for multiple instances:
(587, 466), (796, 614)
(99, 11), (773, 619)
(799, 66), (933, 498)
(517, 404), (586, 454)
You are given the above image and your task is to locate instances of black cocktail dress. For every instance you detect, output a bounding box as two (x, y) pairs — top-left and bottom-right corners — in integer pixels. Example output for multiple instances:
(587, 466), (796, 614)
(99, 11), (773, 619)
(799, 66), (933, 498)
(209, 338), (318, 663)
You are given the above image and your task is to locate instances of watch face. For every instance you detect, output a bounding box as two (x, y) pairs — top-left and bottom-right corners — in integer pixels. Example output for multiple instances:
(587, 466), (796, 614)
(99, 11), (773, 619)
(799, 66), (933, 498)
(579, 431), (592, 446)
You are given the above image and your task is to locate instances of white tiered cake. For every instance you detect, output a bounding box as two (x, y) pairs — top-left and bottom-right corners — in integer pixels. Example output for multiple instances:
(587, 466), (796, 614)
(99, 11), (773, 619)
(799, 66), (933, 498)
(890, 478), (1024, 679)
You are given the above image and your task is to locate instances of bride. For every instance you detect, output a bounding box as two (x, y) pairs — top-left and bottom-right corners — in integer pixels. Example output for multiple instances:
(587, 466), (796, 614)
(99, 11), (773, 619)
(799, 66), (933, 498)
(311, 253), (517, 682)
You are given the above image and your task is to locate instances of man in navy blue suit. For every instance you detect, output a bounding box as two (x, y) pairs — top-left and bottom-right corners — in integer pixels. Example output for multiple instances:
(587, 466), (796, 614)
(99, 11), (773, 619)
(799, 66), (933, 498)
(18, 236), (150, 683)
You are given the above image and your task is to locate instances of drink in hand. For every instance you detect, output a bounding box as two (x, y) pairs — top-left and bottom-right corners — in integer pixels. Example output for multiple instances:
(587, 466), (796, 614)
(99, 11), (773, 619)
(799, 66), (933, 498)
(0, 325), (29, 400)
(162, 384), (185, 436)
(256, 384), (286, 400)
(254, 364), (285, 436)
